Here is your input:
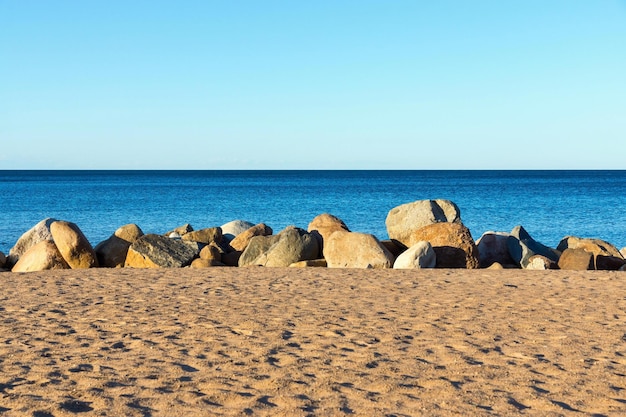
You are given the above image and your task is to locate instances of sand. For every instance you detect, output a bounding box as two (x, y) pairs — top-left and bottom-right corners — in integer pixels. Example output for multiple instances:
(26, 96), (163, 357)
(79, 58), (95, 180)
(1, 268), (625, 416)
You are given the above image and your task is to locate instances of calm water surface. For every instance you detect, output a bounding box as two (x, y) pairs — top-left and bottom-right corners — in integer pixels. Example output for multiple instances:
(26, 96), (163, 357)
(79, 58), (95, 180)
(1, 170), (625, 254)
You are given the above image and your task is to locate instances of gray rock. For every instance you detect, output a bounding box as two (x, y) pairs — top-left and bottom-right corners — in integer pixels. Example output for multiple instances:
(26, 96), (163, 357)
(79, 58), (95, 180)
(95, 224), (144, 268)
(324, 231), (394, 269)
(0, 251), (5, 269)
(386, 199), (461, 247)
(221, 220), (255, 243)
(525, 255), (558, 270)
(125, 234), (200, 268)
(239, 227), (319, 267)
(507, 226), (560, 269)
(476, 231), (516, 268)
(393, 241), (436, 269)
(7, 218), (57, 267)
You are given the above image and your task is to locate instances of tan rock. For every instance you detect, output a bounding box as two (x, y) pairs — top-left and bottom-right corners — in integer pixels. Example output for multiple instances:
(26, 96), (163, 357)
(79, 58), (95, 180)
(487, 262), (504, 270)
(7, 218), (57, 267)
(190, 258), (223, 268)
(386, 200), (461, 247)
(324, 231), (394, 269)
(182, 227), (223, 245)
(230, 223), (273, 252)
(95, 224), (144, 268)
(557, 236), (625, 270)
(558, 248), (594, 271)
(289, 259), (328, 268)
(11, 241), (70, 272)
(239, 227), (319, 268)
(199, 243), (223, 262)
(50, 221), (98, 269)
(408, 222), (479, 269)
(307, 213), (350, 251)
(165, 224), (193, 237)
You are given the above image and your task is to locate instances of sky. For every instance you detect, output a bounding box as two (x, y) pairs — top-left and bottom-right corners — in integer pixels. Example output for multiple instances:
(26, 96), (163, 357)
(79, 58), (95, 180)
(1, 1), (625, 169)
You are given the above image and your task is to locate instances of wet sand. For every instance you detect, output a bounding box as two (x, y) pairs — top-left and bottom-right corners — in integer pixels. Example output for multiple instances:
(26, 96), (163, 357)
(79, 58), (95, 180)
(1, 268), (625, 416)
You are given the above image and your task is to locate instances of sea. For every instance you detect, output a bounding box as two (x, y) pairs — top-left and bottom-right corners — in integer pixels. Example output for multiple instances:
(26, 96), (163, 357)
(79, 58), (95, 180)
(1, 170), (626, 255)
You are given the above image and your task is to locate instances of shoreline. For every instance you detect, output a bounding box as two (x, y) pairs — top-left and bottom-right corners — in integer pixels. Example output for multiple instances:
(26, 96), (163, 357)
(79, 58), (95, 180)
(1, 268), (625, 416)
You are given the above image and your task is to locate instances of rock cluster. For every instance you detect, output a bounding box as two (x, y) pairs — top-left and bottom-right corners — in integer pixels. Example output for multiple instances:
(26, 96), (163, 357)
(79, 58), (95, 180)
(3, 199), (626, 272)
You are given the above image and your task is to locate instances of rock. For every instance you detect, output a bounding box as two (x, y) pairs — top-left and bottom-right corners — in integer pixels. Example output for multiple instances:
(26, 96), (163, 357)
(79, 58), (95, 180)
(620, 264), (626, 272)
(230, 223), (273, 252)
(507, 226), (560, 269)
(7, 218), (57, 267)
(50, 221), (98, 269)
(165, 224), (193, 237)
(380, 240), (408, 258)
(558, 248), (594, 271)
(408, 222), (479, 269)
(476, 232), (516, 268)
(487, 262), (504, 270)
(307, 213), (350, 251)
(621, 247), (626, 259)
(181, 227), (223, 245)
(557, 236), (625, 271)
(12, 241), (70, 272)
(289, 259), (328, 268)
(393, 241), (436, 269)
(239, 227), (319, 267)
(525, 255), (558, 270)
(190, 258), (223, 268)
(95, 224), (144, 268)
(386, 199), (461, 246)
(221, 220), (255, 243)
(199, 243), (222, 262)
(221, 251), (242, 267)
(125, 234), (200, 268)
(324, 231), (394, 269)
(0, 251), (5, 269)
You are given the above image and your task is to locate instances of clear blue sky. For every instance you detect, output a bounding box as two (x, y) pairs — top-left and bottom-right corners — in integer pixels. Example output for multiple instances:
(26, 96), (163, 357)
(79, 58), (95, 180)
(1, 1), (625, 169)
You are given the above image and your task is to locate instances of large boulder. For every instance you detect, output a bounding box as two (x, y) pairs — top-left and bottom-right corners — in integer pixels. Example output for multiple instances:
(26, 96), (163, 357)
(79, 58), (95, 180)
(50, 221), (98, 269)
(393, 241), (436, 269)
(239, 227), (319, 267)
(558, 248), (594, 271)
(507, 226), (560, 269)
(12, 241), (70, 272)
(220, 220), (255, 243)
(386, 200), (461, 247)
(95, 224), (144, 268)
(407, 222), (479, 269)
(230, 223), (273, 252)
(476, 232), (516, 268)
(125, 234), (200, 268)
(0, 251), (6, 269)
(557, 236), (625, 271)
(324, 231), (394, 269)
(525, 255), (558, 270)
(181, 227), (223, 245)
(7, 218), (57, 267)
(307, 213), (350, 251)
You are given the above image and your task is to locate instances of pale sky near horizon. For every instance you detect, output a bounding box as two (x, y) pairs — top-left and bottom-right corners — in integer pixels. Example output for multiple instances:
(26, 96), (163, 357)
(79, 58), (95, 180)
(1, 1), (625, 169)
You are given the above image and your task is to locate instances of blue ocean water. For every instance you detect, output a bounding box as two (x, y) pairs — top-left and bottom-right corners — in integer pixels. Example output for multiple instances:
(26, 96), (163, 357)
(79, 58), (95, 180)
(1, 170), (626, 255)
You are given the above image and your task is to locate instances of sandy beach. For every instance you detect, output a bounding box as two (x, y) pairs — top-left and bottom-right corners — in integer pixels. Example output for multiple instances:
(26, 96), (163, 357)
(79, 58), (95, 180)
(1, 268), (625, 416)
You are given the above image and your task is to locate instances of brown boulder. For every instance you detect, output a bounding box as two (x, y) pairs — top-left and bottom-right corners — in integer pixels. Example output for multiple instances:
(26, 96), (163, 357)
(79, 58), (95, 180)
(558, 248), (594, 270)
(289, 259), (328, 268)
(199, 243), (223, 262)
(230, 223), (273, 252)
(12, 241), (70, 272)
(307, 213), (350, 251)
(182, 227), (223, 245)
(408, 222), (479, 269)
(386, 199), (461, 247)
(95, 224), (144, 268)
(239, 227), (319, 267)
(190, 258), (223, 268)
(557, 236), (625, 270)
(50, 221), (98, 269)
(324, 231), (394, 269)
